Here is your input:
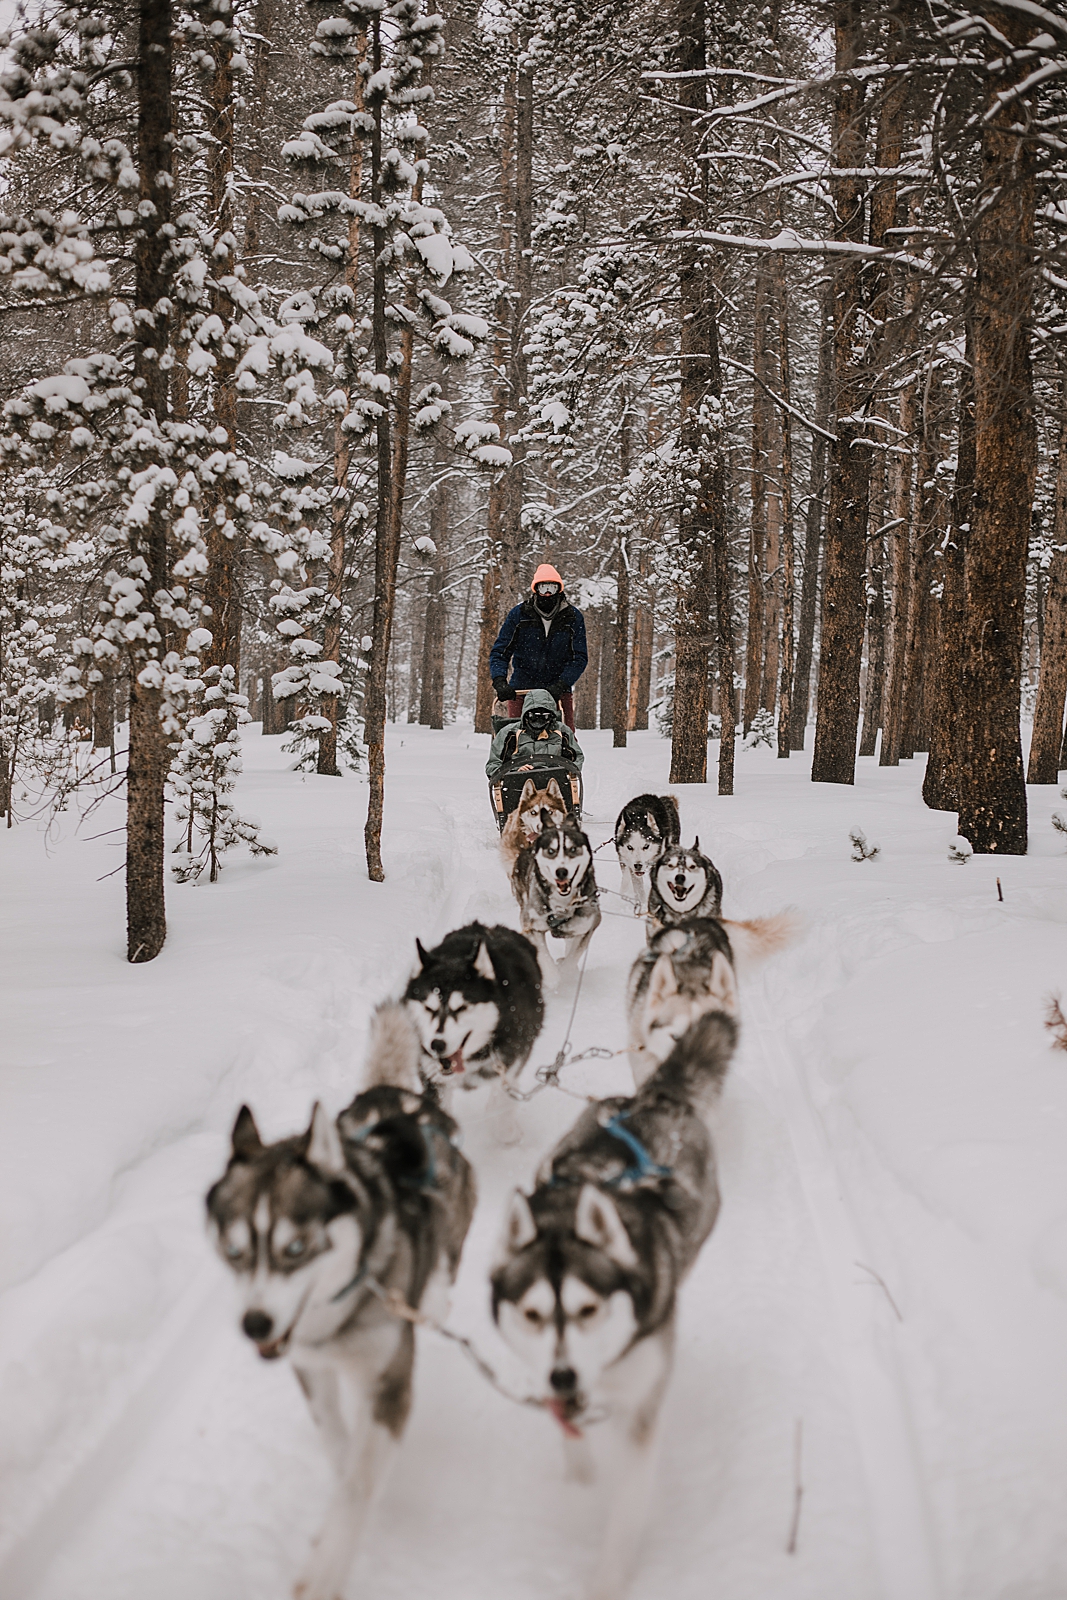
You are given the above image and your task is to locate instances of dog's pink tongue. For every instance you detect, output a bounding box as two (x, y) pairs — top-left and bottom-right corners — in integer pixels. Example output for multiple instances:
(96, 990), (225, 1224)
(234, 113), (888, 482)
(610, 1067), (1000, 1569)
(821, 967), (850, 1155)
(547, 1399), (583, 1439)
(448, 1051), (465, 1074)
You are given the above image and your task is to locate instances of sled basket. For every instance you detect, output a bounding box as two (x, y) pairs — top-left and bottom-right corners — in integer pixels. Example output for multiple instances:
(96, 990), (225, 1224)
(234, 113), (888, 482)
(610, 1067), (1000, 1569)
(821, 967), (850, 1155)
(490, 760), (583, 834)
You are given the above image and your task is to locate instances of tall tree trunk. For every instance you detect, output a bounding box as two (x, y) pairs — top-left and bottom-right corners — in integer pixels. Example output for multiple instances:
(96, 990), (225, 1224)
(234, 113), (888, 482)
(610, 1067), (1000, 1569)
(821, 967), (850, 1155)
(790, 281), (832, 750)
(812, 0), (870, 786)
(957, 15), (1036, 853)
(743, 263), (771, 735)
(364, 17), (396, 880)
(901, 366), (946, 757)
(1027, 364), (1067, 783)
(202, 0), (240, 680)
(879, 320), (919, 765)
(923, 337), (973, 808)
(628, 580), (653, 732)
(575, 612), (600, 729)
(613, 395), (632, 748)
(242, 0), (274, 262)
(320, 30), (366, 775)
(127, 0), (174, 963)
(775, 255), (794, 758)
(671, 0), (726, 788)
(599, 617), (615, 730)
(419, 420), (451, 729)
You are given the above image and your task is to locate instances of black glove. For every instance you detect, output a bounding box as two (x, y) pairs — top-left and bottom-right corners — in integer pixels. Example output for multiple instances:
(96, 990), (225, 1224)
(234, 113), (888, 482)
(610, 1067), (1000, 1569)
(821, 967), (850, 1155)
(492, 676), (509, 700)
(547, 681), (568, 703)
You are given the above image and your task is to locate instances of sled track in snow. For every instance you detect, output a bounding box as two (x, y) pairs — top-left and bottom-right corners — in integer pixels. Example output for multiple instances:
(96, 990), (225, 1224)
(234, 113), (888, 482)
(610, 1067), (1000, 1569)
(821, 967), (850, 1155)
(746, 977), (943, 1600)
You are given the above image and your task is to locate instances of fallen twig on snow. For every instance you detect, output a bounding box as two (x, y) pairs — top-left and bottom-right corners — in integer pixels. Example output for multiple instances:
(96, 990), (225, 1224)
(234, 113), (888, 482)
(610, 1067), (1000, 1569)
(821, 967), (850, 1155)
(1044, 993), (1067, 1052)
(786, 1419), (804, 1555)
(849, 828), (879, 862)
(855, 1260), (903, 1322)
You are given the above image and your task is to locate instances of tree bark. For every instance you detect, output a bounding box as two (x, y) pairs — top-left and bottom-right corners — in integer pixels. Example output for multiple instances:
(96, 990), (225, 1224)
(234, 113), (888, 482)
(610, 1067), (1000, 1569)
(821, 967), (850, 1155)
(364, 17), (397, 880)
(774, 254), (794, 758)
(575, 611), (601, 729)
(419, 420), (451, 729)
(790, 280), (832, 750)
(957, 14), (1036, 853)
(743, 263), (771, 735)
(812, 0), (870, 786)
(1027, 365), (1067, 783)
(126, 0), (174, 963)
(613, 395), (632, 748)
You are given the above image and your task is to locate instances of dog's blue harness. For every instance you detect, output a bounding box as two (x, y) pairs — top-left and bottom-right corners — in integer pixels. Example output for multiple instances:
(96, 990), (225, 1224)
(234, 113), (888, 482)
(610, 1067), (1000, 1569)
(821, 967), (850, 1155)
(602, 1112), (672, 1189)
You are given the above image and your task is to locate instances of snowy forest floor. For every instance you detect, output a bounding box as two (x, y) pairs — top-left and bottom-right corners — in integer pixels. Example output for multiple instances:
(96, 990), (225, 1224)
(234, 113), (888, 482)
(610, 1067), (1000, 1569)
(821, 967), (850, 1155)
(2, 724), (1067, 1600)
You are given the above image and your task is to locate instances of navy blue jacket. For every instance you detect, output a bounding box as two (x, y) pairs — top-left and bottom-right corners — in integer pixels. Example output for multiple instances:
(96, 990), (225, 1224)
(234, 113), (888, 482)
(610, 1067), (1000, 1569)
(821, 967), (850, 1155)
(489, 596), (588, 693)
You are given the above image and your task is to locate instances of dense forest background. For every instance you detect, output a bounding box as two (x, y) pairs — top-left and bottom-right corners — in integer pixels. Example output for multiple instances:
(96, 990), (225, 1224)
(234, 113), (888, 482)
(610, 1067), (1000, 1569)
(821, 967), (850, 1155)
(1, 0), (1066, 959)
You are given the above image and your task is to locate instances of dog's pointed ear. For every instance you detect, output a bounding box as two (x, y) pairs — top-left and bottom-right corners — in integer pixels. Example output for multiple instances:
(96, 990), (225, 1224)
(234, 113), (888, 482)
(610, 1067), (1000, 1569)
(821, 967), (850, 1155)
(574, 1184), (638, 1268)
(693, 836), (700, 852)
(646, 810), (659, 834)
(498, 1190), (537, 1259)
(519, 778), (537, 803)
(231, 1104), (263, 1161)
(546, 777), (564, 803)
(415, 938), (430, 969)
(305, 1101), (345, 1176)
(707, 952), (738, 1014)
(472, 940), (495, 983)
(648, 952), (679, 1005)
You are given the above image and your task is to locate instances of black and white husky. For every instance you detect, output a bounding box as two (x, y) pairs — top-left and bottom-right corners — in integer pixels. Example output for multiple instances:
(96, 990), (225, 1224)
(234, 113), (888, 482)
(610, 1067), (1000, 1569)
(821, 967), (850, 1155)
(627, 917), (738, 1088)
(512, 810), (601, 986)
(206, 1003), (476, 1600)
(492, 1010), (737, 1600)
(614, 792), (680, 911)
(646, 838), (723, 933)
(402, 921), (544, 1092)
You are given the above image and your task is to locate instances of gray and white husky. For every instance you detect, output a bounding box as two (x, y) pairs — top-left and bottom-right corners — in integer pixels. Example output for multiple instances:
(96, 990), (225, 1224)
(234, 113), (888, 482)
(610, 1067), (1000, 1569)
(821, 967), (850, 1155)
(206, 1003), (476, 1600)
(402, 921), (544, 1092)
(645, 839), (723, 933)
(614, 792), (680, 911)
(512, 810), (602, 986)
(491, 1010), (737, 1600)
(627, 917), (738, 1088)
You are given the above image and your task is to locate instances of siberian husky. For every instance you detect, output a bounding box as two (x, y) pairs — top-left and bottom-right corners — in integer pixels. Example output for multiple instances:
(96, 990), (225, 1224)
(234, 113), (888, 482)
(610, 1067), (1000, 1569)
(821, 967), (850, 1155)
(500, 775), (569, 872)
(512, 810), (601, 986)
(491, 1010), (737, 1600)
(627, 918), (738, 1087)
(614, 793), (680, 911)
(645, 839), (723, 933)
(206, 1002), (476, 1600)
(402, 922), (544, 1092)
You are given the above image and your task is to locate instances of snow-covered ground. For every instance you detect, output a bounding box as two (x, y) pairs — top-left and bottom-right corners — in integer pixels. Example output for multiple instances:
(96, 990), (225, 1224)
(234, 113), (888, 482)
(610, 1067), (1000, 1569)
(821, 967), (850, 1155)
(2, 722), (1066, 1600)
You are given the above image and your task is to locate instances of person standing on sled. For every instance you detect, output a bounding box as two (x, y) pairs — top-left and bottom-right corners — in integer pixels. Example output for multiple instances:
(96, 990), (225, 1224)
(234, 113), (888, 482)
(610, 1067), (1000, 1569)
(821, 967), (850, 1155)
(488, 564), (587, 732)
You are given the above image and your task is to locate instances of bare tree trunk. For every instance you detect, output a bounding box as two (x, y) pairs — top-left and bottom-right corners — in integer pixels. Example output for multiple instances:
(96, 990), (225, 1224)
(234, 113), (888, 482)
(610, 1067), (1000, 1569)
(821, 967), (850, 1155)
(628, 585), (653, 732)
(319, 31), (365, 775)
(880, 337), (919, 764)
(419, 425), (451, 730)
(670, 0), (725, 787)
(202, 0), (240, 681)
(790, 282), (832, 750)
(743, 265), (771, 735)
(613, 395), (632, 748)
(364, 16), (396, 881)
(957, 11), (1036, 854)
(775, 255), (794, 758)
(242, 0), (274, 262)
(575, 611), (601, 729)
(127, 0), (174, 963)
(1027, 364), (1067, 783)
(812, 0), (870, 786)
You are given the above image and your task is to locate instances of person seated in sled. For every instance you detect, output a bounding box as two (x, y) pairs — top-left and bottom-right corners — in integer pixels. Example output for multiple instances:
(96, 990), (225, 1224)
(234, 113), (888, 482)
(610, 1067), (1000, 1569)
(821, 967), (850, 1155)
(485, 688), (585, 783)
(488, 563), (587, 732)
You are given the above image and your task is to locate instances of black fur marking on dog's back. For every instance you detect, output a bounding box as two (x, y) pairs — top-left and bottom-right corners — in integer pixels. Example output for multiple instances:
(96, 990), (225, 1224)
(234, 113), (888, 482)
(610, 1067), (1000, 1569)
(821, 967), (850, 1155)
(629, 916), (734, 1008)
(402, 921), (544, 1071)
(614, 792), (680, 848)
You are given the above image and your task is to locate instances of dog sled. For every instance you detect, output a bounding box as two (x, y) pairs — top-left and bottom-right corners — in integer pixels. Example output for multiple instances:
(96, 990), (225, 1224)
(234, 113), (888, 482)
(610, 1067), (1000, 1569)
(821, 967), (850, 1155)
(489, 755), (584, 833)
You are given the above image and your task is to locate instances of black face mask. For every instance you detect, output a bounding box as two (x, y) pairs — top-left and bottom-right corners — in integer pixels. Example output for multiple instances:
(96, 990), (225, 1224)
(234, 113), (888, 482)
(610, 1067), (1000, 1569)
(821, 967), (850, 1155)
(534, 591), (561, 616)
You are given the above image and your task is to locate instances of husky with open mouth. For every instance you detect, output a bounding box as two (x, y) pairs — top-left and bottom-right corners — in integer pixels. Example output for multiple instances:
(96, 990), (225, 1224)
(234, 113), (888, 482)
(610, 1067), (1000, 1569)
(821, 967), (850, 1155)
(645, 839), (723, 933)
(491, 1010), (736, 1600)
(500, 774), (569, 872)
(206, 1003), (476, 1600)
(512, 810), (601, 985)
(402, 921), (544, 1093)
(614, 792), (680, 911)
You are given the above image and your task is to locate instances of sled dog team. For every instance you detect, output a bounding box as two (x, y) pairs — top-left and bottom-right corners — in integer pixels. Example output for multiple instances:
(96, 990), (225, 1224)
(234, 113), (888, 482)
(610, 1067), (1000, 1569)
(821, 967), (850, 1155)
(207, 792), (791, 1600)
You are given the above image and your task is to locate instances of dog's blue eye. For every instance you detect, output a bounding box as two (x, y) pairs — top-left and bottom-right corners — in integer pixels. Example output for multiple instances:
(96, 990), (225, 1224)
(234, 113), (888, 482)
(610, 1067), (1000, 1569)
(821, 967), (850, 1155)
(225, 1242), (245, 1260)
(284, 1239), (306, 1259)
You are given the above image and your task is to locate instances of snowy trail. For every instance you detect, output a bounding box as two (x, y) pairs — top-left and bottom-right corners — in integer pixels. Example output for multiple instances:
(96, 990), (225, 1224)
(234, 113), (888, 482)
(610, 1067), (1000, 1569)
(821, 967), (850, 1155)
(4, 724), (1067, 1599)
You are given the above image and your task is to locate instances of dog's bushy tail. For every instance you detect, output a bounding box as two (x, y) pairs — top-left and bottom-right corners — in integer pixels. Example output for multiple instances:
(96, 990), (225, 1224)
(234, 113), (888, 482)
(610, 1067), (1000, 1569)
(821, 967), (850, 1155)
(364, 1001), (422, 1092)
(721, 909), (798, 967)
(640, 1010), (738, 1119)
(662, 792), (681, 842)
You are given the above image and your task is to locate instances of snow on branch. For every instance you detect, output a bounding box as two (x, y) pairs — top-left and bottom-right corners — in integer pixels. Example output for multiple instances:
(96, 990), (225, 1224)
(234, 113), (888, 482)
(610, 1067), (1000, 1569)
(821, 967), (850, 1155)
(686, 227), (932, 275)
(721, 357), (837, 443)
